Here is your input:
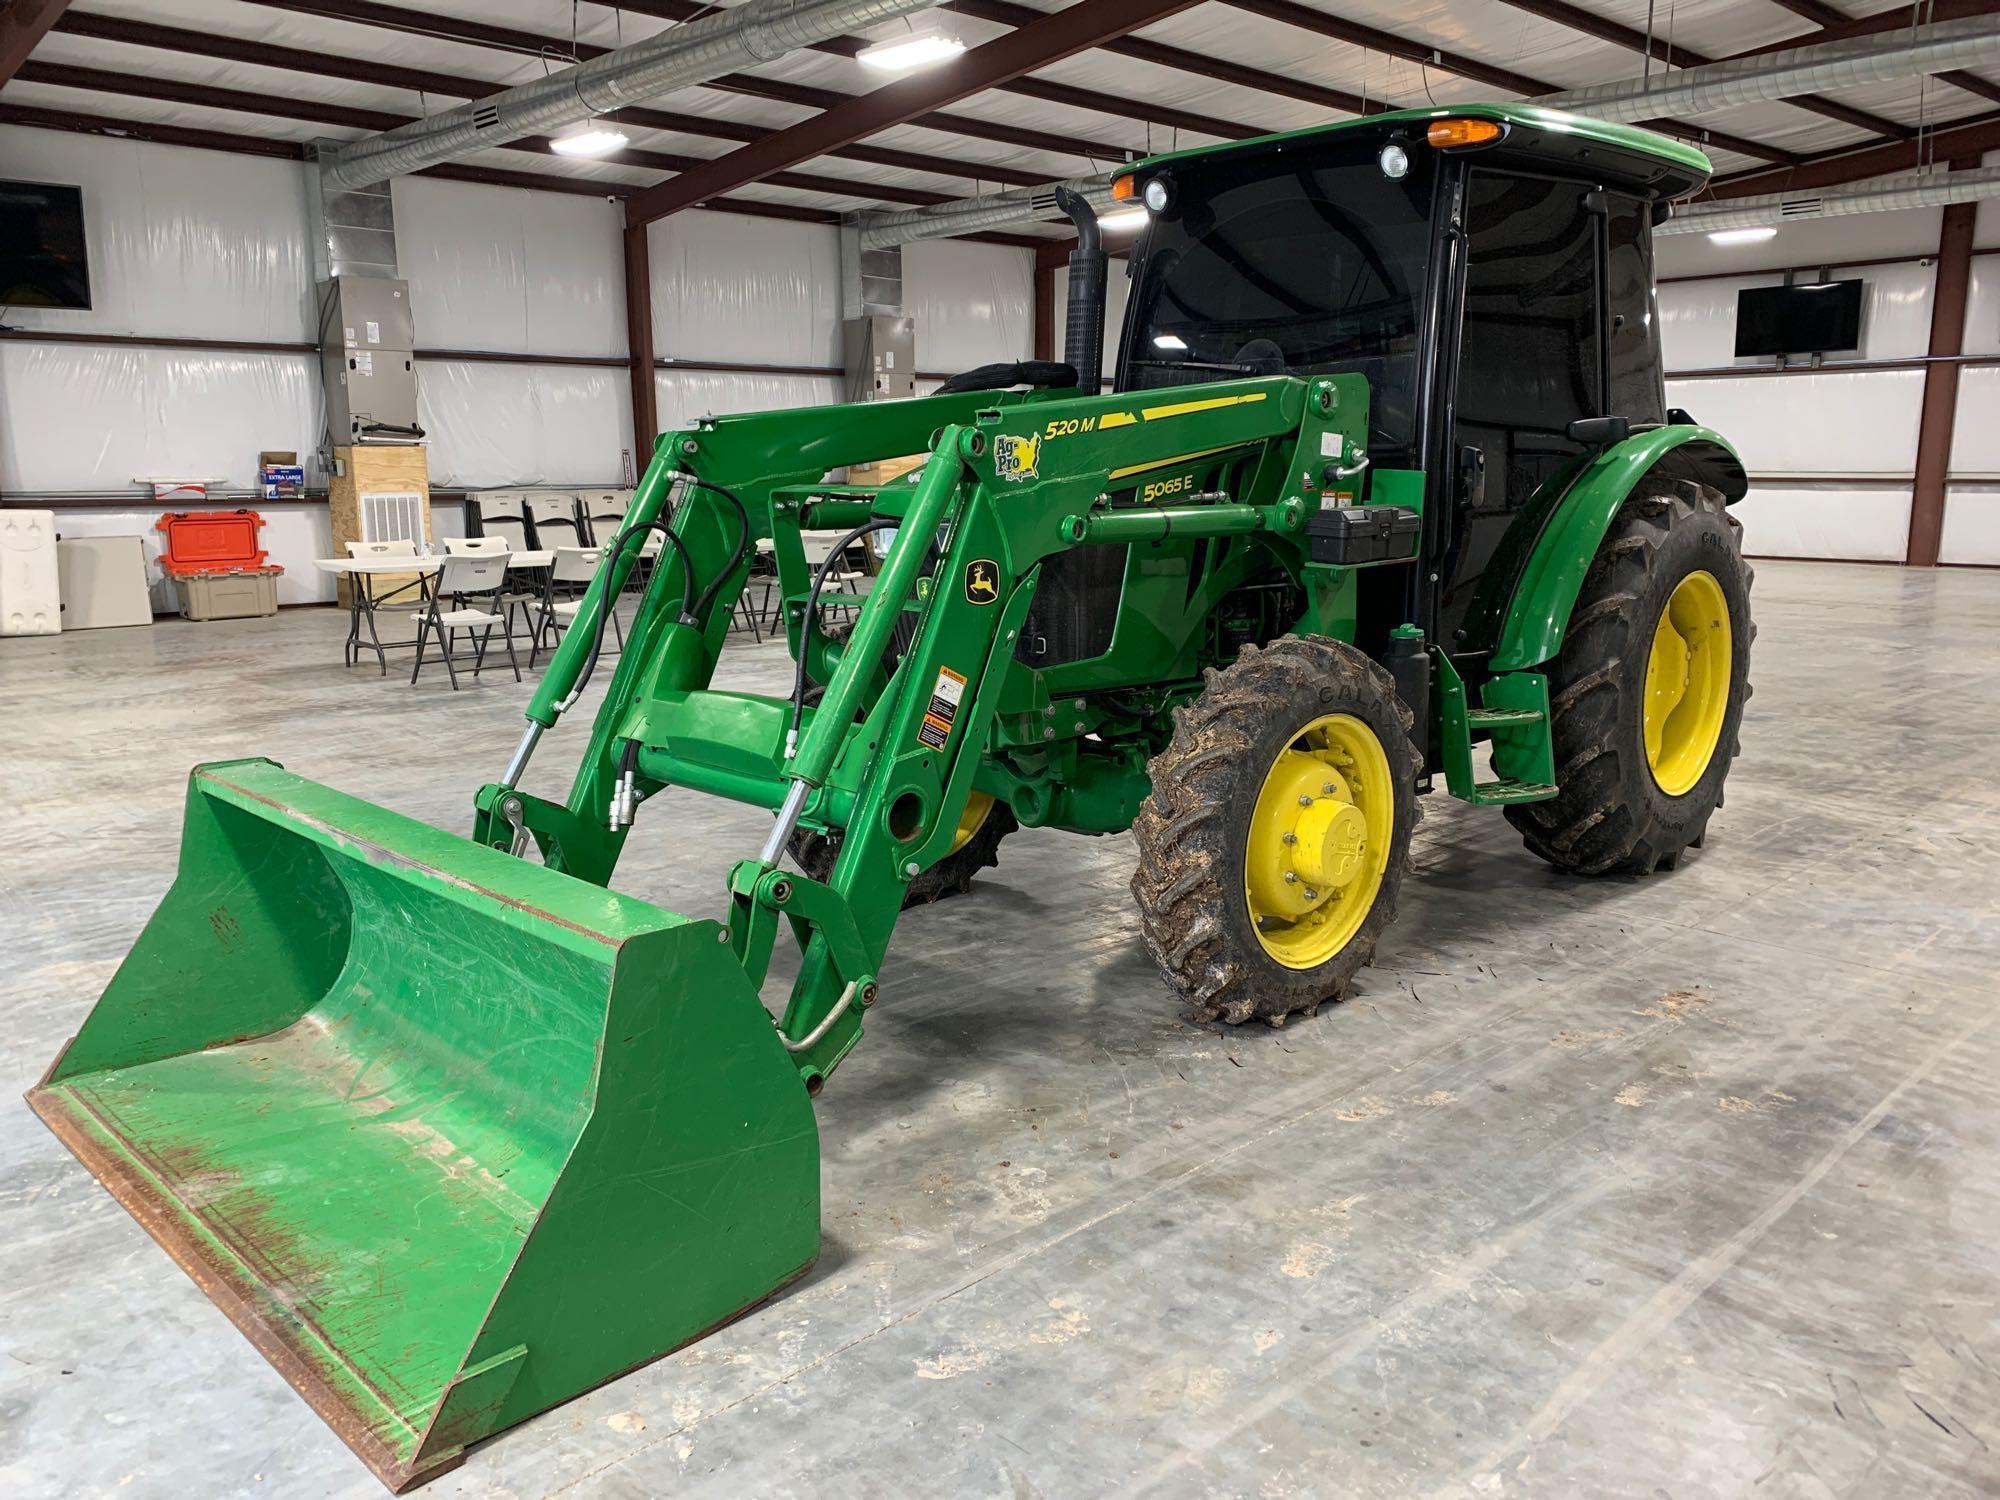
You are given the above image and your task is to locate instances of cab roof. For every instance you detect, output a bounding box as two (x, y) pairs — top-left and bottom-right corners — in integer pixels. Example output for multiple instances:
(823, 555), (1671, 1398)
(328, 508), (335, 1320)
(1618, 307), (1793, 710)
(1128, 103), (1712, 201)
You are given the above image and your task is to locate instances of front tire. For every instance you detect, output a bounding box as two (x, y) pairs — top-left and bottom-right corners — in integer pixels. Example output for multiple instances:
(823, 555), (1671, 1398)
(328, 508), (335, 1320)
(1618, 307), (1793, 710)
(1507, 476), (1754, 876)
(1132, 637), (1419, 1026)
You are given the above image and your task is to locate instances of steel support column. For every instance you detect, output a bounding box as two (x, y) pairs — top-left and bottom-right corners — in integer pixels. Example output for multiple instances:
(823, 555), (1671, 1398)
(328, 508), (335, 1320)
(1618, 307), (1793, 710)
(624, 223), (659, 458)
(1909, 165), (1981, 567)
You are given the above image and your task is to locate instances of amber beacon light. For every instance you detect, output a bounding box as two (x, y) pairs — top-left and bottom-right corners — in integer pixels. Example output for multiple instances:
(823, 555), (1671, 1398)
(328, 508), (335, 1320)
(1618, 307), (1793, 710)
(1426, 117), (1504, 149)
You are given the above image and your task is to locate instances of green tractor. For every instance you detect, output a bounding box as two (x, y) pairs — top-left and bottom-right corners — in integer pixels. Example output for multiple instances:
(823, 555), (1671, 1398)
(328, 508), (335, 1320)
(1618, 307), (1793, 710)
(30, 103), (1752, 1488)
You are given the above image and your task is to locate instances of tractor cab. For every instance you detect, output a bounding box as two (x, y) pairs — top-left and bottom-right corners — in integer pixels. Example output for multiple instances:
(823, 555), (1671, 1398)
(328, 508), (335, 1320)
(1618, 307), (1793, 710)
(1110, 105), (1715, 660)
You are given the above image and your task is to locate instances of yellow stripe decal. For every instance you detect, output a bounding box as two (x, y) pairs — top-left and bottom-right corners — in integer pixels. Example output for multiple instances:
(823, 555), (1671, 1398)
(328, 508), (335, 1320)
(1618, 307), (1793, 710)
(1098, 411), (1137, 429)
(1138, 391), (1268, 422)
(1106, 443), (1243, 482)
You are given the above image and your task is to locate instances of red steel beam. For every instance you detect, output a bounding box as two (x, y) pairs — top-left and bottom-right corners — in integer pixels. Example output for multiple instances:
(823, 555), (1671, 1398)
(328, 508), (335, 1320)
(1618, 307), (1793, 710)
(623, 223), (659, 454)
(1909, 162), (1981, 567)
(624, 0), (1206, 227)
(0, 0), (72, 86)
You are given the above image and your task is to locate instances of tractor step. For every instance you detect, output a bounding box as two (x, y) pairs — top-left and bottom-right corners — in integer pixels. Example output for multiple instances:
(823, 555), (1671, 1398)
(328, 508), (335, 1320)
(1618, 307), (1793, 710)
(1465, 777), (1558, 806)
(1466, 705), (1544, 729)
(1434, 655), (1559, 807)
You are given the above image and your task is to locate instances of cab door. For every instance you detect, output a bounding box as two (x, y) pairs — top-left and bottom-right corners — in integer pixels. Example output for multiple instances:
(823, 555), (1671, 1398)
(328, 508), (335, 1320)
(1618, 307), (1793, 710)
(1435, 170), (1607, 651)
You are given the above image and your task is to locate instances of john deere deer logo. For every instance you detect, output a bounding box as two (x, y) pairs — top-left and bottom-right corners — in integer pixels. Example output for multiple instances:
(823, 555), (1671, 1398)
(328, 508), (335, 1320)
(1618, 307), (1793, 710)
(993, 431), (1041, 482)
(963, 559), (1000, 604)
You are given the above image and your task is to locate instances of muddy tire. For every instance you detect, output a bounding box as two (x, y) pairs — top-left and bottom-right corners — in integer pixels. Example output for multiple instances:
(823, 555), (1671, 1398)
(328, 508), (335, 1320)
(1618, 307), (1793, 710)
(1505, 477), (1754, 877)
(790, 801), (1018, 907)
(1131, 637), (1419, 1026)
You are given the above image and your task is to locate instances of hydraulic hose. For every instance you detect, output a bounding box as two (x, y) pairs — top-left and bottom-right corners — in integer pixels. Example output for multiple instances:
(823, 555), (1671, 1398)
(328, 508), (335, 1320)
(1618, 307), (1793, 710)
(787, 517), (903, 762)
(554, 517), (699, 714)
(679, 474), (753, 623)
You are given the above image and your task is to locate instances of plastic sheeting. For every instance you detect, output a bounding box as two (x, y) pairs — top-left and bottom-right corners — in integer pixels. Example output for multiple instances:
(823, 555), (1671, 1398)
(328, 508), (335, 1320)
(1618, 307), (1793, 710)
(392, 177), (625, 358)
(45, 504), (337, 609)
(1654, 207), (1943, 281)
(1950, 365), (2000, 475)
(1667, 368), (1925, 477)
(419, 361), (635, 490)
(648, 212), (841, 368)
(1658, 262), (1937, 369)
(656, 370), (843, 434)
(1940, 486), (2000, 565)
(1966, 257), (2000, 358)
(0, 342), (319, 493)
(0, 126), (312, 341)
(1730, 485), (1915, 561)
(901, 240), (1033, 376)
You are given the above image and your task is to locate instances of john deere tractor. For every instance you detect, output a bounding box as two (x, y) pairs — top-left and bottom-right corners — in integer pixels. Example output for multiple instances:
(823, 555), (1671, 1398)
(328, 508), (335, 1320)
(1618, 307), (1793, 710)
(31, 104), (1751, 1488)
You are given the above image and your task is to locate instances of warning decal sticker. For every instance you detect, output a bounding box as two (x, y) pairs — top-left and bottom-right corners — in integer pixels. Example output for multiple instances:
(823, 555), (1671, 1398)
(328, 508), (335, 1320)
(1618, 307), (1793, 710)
(917, 665), (968, 750)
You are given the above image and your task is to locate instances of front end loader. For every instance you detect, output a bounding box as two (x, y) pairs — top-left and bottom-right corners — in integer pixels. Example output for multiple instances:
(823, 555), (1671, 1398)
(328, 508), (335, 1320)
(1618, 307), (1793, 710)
(30, 104), (1754, 1488)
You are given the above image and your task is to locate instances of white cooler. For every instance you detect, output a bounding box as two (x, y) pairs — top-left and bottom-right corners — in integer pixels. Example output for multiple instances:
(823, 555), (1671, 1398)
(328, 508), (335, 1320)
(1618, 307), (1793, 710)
(0, 510), (61, 636)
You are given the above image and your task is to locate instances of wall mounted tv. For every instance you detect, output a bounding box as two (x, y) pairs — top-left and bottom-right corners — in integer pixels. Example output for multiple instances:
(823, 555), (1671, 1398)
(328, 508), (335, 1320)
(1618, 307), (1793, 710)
(0, 180), (91, 310)
(1734, 279), (1863, 359)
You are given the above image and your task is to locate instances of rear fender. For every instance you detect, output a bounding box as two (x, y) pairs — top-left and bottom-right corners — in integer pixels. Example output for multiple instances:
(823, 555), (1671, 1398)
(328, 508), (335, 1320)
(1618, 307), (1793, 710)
(1490, 425), (1744, 672)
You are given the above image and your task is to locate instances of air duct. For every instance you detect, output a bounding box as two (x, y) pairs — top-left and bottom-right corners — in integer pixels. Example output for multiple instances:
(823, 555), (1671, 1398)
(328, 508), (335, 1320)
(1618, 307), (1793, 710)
(323, 0), (946, 190)
(1542, 14), (2000, 122)
(1660, 164), (2000, 235)
(855, 177), (1117, 248)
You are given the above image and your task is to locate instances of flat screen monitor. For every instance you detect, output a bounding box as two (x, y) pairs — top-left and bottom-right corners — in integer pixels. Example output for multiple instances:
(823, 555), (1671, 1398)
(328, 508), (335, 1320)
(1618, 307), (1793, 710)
(0, 180), (91, 310)
(1734, 279), (1863, 358)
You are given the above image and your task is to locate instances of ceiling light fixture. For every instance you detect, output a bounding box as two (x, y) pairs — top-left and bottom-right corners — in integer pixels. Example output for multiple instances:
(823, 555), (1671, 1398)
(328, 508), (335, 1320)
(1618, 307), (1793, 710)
(858, 20), (966, 72)
(551, 119), (630, 158)
(1098, 207), (1150, 232)
(1706, 225), (1779, 245)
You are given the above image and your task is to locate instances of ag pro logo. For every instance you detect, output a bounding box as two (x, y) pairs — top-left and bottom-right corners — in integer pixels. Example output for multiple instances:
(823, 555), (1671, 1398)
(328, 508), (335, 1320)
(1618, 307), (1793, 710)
(993, 431), (1041, 482)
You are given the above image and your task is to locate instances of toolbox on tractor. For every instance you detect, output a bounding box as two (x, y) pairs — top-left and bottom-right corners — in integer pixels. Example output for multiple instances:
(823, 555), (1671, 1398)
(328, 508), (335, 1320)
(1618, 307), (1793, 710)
(33, 103), (1753, 1488)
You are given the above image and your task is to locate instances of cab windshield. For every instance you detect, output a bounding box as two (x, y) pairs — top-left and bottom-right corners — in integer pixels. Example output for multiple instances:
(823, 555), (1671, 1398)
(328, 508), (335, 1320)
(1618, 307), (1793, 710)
(1120, 134), (1441, 463)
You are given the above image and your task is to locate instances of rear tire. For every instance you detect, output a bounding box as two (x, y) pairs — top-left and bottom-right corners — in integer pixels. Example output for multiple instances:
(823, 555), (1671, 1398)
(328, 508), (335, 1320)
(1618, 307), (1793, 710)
(1132, 637), (1418, 1026)
(1506, 477), (1754, 876)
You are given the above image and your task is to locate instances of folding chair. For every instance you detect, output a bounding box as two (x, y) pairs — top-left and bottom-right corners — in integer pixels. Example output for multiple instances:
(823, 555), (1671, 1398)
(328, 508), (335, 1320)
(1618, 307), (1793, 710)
(443, 536), (509, 556)
(580, 491), (630, 547)
(526, 492), (585, 551)
(341, 539), (424, 672)
(468, 492), (531, 552)
(409, 551), (520, 690)
(529, 546), (622, 670)
(799, 530), (867, 630)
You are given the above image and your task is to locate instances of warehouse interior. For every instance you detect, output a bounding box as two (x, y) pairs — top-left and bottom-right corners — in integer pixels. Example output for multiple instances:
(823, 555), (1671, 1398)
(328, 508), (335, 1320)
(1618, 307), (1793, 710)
(3, 1), (1998, 1496)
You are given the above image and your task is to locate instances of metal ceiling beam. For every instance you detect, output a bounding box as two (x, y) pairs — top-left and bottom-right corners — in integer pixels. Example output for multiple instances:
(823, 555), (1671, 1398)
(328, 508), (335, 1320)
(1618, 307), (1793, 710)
(250, 0), (1257, 157)
(15, 59), (961, 208)
(1491, 0), (1916, 140)
(624, 0), (1206, 227)
(1210, 0), (1791, 164)
(319, 0), (950, 189)
(0, 0), (73, 86)
(52, 10), (1053, 190)
(1708, 110), (2000, 197)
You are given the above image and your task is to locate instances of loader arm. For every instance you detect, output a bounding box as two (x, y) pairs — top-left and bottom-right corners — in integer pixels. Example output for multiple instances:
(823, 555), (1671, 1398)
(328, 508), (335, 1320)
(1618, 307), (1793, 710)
(476, 374), (1342, 1092)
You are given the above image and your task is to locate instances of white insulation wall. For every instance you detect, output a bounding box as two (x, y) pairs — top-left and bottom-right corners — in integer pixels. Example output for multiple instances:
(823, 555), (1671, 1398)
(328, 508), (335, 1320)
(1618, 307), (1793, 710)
(0, 128), (1034, 603)
(1655, 155), (1998, 565)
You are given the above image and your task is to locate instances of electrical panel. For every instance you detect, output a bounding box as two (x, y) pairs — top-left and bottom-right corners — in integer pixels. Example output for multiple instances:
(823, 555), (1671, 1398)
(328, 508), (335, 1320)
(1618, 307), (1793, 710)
(318, 277), (423, 444)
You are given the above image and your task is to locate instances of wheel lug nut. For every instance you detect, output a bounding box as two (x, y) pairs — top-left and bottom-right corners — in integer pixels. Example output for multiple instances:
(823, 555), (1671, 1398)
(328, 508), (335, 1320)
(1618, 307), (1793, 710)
(1281, 831), (1297, 844)
(1283, 871), (1299, 883)
(1298, 794), (1314, 807)
(1304, 888), (1319, 900)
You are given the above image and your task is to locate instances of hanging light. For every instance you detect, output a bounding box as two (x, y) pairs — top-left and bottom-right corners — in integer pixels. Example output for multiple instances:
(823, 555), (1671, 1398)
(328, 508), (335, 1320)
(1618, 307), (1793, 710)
(858, 19), (966, 72)
(1099, 207), (1150, 232)
(551, 119), (630, 158)
(1707, 225), (1779, 245)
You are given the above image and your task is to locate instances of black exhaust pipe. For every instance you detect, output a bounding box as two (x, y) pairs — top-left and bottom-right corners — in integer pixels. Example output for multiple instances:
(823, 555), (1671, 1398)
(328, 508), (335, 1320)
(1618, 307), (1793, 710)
(1054, 186), (1106, 396)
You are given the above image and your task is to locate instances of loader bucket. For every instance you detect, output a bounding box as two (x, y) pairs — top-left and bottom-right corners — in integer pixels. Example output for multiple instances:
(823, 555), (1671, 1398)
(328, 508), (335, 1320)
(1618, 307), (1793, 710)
(27, 759), (819, 1491)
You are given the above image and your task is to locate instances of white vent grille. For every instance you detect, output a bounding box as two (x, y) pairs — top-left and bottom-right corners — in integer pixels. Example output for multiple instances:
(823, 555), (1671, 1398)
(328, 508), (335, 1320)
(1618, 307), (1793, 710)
(360, 490), (425, 548)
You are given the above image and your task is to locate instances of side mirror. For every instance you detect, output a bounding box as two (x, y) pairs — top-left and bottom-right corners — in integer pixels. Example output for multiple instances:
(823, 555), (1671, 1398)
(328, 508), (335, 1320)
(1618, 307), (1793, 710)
(1567, 416), (1631, 448)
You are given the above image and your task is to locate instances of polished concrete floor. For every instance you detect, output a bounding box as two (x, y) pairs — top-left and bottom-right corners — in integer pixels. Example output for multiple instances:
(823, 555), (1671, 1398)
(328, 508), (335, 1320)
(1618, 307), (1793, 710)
(3, 559), (1997, 1499)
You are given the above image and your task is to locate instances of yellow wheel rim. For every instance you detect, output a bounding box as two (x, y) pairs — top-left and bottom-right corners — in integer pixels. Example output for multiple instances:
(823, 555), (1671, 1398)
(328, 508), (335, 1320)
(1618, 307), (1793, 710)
(1643, 569), (1732, 796)
(948, 791), (995, 856)
(1243, 714), (1395, 971)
